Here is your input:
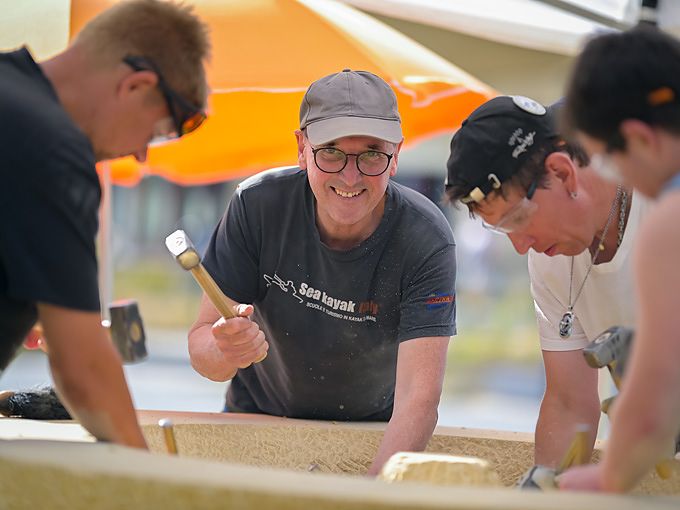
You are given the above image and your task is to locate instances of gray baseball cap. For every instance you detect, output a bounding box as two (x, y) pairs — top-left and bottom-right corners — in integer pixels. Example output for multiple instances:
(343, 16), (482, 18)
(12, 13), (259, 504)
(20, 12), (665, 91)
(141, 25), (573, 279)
(300, 69), (403, 145)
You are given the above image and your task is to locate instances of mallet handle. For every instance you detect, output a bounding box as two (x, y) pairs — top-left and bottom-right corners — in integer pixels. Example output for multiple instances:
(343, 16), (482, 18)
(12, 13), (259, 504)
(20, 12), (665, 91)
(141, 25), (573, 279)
(189, 265), (237, 319)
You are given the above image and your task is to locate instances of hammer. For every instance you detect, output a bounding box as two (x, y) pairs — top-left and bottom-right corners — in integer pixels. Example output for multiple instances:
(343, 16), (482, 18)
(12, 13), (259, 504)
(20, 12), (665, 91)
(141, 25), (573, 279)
(107, 299), (148, 364)
(583, 326), (678, 479)
(582, 325), (634, 388)
(164, 229), (266, 364)
(3, 301), (148, 420)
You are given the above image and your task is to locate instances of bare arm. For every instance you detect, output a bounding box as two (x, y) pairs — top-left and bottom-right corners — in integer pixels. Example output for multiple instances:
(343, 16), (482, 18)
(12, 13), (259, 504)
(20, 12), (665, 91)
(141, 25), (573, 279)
(38, 303), (146, 448)
(367, 336), (449, 476)
(535, 349), (600, 467)
(597, 201), (680, 491)
(188, 293), (268, 382)
(559, 199), (680, 492)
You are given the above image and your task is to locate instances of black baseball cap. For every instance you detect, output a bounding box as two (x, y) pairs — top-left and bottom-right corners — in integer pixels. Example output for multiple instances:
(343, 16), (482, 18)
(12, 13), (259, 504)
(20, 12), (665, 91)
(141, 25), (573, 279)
(446, 96), (560, 204)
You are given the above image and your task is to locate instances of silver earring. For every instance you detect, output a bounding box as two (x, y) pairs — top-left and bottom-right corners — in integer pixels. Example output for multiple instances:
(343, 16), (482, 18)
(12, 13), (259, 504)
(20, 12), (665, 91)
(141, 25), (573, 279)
(570, 191), (578, 199)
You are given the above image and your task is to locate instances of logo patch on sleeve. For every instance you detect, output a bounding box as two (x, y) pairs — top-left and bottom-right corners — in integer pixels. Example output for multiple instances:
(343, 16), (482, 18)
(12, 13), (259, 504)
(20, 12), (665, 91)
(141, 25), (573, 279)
(425, 294), (454, 310)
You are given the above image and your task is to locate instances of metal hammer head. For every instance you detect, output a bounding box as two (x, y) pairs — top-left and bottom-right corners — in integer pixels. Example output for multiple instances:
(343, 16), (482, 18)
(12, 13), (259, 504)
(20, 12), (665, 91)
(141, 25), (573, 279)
(582, 325), (634, 372)
(165, 230), (201, 271)
(108, 299), (147, 363)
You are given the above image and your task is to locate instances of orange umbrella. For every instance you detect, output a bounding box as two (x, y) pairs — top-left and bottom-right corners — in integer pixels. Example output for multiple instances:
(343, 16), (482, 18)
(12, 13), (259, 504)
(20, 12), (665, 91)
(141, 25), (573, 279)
(70, 0), (495, 186)
(32, 0), (497, 185)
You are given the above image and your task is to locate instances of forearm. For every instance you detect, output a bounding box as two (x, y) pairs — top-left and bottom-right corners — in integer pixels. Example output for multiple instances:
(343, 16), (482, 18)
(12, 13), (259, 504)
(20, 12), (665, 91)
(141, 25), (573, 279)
(599, 350), (680, 492)
(48, 331), (146, 448)
(367, 399), (438, 476)
(188, 322), (238, 382)
(535, 393), (599, 467)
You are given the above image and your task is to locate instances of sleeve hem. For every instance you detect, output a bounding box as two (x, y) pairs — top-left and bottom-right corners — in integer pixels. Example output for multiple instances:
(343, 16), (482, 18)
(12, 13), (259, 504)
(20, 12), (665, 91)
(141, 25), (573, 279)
(398, 327), (456, 343)
(540, 337), (589, 351)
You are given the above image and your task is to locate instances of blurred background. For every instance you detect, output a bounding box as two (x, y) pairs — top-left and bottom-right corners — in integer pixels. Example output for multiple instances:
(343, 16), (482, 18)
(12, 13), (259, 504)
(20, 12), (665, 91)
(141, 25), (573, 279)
(5, 0), (675, 433)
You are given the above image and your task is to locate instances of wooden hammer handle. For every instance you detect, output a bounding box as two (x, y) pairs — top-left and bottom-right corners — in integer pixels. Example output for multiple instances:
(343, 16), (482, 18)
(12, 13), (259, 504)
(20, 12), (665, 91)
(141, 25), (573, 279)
(189, 265), (237, 319)
(189, 264), (266, 364)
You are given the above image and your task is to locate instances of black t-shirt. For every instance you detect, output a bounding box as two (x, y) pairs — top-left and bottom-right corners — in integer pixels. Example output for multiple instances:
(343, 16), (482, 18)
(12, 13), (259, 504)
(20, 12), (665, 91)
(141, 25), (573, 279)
(0, 48), (101, 369)
(203, 167), (457, 421)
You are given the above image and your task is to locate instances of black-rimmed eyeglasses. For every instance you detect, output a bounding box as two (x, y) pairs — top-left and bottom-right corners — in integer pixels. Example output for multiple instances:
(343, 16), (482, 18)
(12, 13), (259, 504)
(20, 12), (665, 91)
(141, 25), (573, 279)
(311, 147), (394, 176)
(123, 55), (206, 138)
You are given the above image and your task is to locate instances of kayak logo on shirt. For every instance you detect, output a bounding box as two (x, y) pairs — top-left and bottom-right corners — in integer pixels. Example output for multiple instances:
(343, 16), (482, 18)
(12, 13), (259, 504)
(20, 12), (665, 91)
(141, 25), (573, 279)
(425, 293), (454, 310)
(298, 283), (356, 312)
(262, 273), (376, 322)
(263, 273), (303, 303)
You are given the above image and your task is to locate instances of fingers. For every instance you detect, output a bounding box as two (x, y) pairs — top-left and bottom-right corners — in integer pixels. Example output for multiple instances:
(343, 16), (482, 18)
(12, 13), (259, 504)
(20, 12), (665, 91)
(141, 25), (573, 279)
(235, 303), (254, 318)
(555, 464), (603, 492)
(211, 311), (268, 369)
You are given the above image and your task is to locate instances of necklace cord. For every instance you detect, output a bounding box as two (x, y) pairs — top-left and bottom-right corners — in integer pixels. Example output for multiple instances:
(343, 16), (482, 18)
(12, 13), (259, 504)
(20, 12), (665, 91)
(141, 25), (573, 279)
(567, 185), (626, 310)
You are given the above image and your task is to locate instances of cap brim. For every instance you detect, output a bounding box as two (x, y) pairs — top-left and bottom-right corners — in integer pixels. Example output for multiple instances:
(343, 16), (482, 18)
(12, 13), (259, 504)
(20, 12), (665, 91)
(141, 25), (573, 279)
(305, 116), (403, 145)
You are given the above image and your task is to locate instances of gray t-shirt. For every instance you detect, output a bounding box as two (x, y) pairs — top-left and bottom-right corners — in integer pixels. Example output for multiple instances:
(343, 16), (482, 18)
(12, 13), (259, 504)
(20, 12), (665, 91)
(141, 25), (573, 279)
(203, 167), (456, 421)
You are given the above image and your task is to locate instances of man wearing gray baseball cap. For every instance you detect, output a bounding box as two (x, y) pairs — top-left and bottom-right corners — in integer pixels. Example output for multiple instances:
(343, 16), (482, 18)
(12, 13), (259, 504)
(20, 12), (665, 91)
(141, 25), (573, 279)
(189, 69), (456, 475)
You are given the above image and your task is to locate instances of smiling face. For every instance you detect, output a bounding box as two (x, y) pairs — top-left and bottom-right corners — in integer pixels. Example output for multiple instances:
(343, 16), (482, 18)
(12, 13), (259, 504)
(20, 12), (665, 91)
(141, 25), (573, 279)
(296, 132), (400, 249)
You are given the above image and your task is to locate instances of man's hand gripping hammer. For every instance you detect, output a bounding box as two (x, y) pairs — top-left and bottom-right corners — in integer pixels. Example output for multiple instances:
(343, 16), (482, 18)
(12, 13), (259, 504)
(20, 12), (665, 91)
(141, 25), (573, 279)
(584, 326), (677, 479)
(165, 229), (266, 364)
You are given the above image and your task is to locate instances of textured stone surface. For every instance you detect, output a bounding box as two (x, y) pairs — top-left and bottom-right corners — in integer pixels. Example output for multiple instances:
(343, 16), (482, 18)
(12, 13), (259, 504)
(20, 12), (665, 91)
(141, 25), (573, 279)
(0, 439), (678, 510)
(378, 452), (502, 486)
(0, 411), (678, 509)
(137, 411), (680, 496)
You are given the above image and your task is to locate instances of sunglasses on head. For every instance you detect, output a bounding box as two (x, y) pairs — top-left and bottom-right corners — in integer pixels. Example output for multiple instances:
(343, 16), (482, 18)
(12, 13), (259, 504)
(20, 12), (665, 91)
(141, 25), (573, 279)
(123, 55), (206, 138)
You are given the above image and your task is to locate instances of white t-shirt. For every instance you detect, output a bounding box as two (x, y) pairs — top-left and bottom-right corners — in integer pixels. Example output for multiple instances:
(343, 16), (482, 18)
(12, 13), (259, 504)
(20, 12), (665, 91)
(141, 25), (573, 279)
(529, 192), (651, 351)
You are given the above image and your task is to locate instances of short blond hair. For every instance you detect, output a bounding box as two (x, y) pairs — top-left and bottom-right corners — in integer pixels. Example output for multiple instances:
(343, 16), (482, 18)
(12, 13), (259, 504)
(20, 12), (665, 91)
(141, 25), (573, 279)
(74, 0), (211, 108)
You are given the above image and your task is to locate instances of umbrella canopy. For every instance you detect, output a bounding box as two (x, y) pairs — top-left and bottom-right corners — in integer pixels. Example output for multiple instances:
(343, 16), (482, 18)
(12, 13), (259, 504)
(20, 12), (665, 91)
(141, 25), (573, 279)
(10, 0), (496, 185)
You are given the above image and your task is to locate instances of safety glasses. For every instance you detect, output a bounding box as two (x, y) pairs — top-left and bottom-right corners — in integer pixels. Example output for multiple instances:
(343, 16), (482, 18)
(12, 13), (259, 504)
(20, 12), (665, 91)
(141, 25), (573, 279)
(123, 55), (206, 139)
(481, 179), (539, 234)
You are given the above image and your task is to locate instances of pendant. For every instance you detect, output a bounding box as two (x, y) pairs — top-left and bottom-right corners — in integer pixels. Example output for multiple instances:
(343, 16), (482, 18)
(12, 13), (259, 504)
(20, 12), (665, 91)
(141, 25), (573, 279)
(559, 311), (574, 338)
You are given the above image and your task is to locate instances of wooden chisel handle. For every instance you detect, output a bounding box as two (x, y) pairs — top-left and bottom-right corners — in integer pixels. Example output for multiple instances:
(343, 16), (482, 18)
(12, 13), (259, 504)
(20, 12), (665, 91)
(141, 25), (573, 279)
(158, 418), (178, 455)
(656, 459), (673, 479)
(557, 426), (590, 473)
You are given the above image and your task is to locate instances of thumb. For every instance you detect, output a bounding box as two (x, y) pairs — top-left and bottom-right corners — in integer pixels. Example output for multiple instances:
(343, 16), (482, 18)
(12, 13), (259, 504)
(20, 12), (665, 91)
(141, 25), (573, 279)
(235, 303), (254, 318)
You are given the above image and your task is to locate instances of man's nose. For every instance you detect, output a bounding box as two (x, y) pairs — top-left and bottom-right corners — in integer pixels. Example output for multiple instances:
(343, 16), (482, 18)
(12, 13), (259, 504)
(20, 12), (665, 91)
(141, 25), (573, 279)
(508, 232), (535, 255)
(133, 147), (148, 163)
(340, 155), (363, 184)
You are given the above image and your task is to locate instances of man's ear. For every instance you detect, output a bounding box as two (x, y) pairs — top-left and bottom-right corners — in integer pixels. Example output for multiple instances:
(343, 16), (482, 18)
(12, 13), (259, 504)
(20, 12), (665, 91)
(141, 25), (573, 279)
(389, 139), (404, 177)
(118, 69), (158, 104)
(295, 130), (307, 169)
(544, 151), (577, 194)
(619, 119), (659, 155)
